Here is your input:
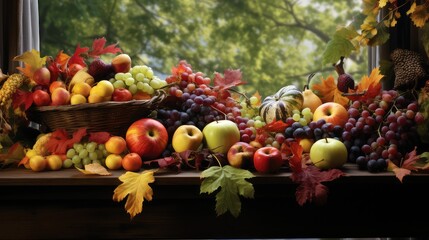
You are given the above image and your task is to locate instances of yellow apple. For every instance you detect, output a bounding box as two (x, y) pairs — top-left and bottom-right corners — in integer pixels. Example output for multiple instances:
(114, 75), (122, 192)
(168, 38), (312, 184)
(46, 154), (63, 171)
(70, 93), (87, 105)
(172, 125), (204, 153)
(29, 155), (46, 172)
(105, 154), (123, 170)
(72, 82), (92, 97)
(310, 138), (347, 170)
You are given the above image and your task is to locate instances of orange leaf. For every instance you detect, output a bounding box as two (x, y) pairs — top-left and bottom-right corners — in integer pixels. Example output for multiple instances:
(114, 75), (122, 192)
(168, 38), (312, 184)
(251, 91), (262, 107)
(76, 163), (111, 176)
(356, 67), (383, 92)
(392, 168), (412, 183)
(347, 67), (383, 102)
(113, 170), (156, 220)
(311, 75), (349, 107)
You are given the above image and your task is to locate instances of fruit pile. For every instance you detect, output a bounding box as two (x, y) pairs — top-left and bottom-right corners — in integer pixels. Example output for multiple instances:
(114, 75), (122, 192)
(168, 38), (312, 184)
(28, 53), (167, 107)
(2, 39), (428, 176)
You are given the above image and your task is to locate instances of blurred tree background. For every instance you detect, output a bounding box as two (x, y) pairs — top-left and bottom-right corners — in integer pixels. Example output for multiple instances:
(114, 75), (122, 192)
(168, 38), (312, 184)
(38, 0), (367, 98)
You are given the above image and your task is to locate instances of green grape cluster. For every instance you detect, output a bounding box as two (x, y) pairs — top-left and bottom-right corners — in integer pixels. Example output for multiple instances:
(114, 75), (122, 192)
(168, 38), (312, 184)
(291, 107), (313, 126)
(63, 142), (108, 169)
(111, 65), (167, 95)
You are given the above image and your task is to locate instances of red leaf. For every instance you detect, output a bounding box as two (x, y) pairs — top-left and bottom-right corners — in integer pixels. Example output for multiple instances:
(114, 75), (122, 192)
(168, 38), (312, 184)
(12, 89), (33, 110)
(213, 69), (246, 90)
(262, 120), (290, 133)
(291, 165), (345, 206)
(68, 44), (89, 67)
(46, 128), (87, 154)
(88, 132), (111, 144)
(287, 140), (304, 173)
(401, 147), (419, 171)
(88, 37), (122, 58)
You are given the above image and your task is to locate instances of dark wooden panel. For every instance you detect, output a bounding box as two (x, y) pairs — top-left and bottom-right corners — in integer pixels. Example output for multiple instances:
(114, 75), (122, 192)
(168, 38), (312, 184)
(1, 166), (429, 239)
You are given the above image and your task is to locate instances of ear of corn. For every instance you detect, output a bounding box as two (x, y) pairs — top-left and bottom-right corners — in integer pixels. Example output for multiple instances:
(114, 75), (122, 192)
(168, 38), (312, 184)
(0, 73), (28, 107)
(32, 133), (52, 156)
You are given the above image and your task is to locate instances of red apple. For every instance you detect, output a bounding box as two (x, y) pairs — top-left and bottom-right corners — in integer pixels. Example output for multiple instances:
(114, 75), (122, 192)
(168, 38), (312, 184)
(112, 88), (133, 102)
(312, 102), (349, 127)
(50, 88), (70, 106)
(33, 67), (51, 86)
(32, 89), (51, 106)
(227, 142), (256, 169)
(112, 53), (132, 73)
(253, 146), (283, 173)
(125, 118), (168, 160)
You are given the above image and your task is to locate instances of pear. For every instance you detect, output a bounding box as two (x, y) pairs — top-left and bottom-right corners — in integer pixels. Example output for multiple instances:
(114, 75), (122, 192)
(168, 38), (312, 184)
(302, 73), (323, 113)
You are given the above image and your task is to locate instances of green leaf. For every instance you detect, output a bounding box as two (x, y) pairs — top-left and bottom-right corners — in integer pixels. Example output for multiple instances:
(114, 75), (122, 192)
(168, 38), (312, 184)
(200, 165), (255, 218)
(367, 24), (390, 46)
(322, 34), (356, 65)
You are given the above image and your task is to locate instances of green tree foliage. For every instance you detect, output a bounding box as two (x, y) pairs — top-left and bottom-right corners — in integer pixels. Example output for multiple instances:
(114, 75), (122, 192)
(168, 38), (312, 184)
(39, 0), (367, 98)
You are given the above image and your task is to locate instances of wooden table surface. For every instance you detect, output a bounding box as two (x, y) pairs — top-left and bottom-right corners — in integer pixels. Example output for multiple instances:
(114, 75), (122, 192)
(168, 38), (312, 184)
(0, 164), (428, 239)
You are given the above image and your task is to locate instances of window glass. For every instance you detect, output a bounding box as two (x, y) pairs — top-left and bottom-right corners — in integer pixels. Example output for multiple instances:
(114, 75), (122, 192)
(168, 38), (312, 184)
(38, 0), (367, 97)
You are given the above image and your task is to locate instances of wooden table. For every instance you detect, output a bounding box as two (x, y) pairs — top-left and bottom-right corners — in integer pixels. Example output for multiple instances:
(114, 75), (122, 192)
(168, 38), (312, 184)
(0, 164), (428, 239)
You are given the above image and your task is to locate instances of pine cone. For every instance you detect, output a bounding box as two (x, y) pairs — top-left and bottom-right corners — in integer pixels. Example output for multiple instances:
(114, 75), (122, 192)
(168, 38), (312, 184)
(390, 49), (428, 89)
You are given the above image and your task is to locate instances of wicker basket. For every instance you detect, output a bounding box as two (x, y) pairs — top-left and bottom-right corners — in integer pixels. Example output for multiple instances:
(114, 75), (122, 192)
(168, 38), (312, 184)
(27, 90), (167, 136)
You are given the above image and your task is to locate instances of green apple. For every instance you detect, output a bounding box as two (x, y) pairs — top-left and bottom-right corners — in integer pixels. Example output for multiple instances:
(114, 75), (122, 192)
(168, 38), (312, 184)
(310, 137), (348, 170)
(202, 120), (240, 154)
(172, 125), (204, 153)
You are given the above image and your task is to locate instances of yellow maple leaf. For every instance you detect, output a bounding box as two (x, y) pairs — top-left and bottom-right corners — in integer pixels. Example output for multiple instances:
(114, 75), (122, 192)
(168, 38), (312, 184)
(113, 170), (156, 220)
(311, 75), (349, 107)
(410, 3), (429, 27)
(13, 49), (47, 78)
(76, 163), (111, 176)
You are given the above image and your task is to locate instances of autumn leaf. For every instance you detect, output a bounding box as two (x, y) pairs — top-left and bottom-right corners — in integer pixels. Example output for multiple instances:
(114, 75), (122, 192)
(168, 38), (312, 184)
(291, 165), (345, 206)
(388, 147), (420, 182)
(213, 69), (246, 91)
(13, 49), (47, 79)
(171, 60), (192, 78)
(410, 3), (429, 27)
(346, 67), (383, 102)
(88, 37), (122, 58)
(113, 170), (156, 220)
(76, 163), (111, 176)
(311, 75), (349, 106)
(285, 140), (304, 173)
(200, 165), (254, 217)
(287, 141), (345, 205)
(46, 128), (87, 154)
(88, 132), (111, 144)
(0, 142), (25, 166)
(68, 44), (89, 68)
(378, 0), (388, 8)
(12, 89), (33, 111)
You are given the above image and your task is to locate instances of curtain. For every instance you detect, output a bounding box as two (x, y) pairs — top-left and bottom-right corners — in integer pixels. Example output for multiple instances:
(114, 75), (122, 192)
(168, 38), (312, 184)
(0, 0), (39, 74)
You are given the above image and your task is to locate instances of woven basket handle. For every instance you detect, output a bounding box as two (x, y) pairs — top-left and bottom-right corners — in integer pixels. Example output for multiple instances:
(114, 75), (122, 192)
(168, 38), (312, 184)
(148, 89), (167, 108)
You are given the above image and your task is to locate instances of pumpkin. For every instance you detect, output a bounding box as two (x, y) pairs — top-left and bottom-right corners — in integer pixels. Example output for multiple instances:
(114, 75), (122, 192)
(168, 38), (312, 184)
(259, 85), (303, 124)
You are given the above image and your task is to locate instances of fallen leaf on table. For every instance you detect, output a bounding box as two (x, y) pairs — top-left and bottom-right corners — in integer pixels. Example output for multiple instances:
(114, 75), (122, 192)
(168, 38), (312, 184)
(113, 170), (156, 220)
(76, 163), (111, 176)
